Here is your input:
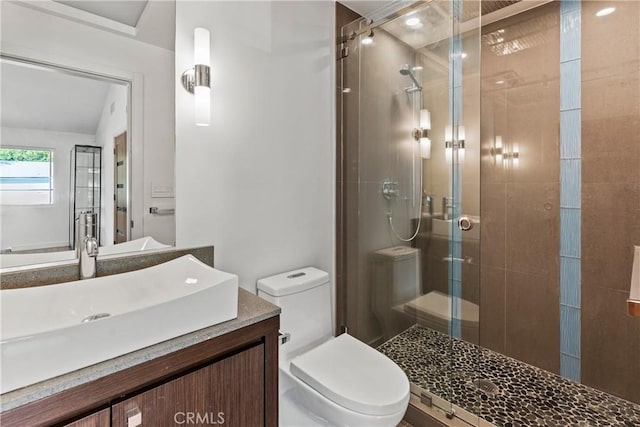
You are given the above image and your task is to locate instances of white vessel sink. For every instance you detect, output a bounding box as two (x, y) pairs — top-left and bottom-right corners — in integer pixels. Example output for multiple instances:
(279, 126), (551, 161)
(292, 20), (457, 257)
(97, 236), (171, 257)
(432, 216), (480, 240)
(0, 255), (238, 393)
(0, 236), (171, 269)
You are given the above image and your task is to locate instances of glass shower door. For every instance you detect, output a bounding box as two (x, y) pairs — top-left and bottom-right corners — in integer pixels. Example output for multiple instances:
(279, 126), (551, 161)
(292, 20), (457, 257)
(339, 0), (481, 423)
(69, 145), (102, 249)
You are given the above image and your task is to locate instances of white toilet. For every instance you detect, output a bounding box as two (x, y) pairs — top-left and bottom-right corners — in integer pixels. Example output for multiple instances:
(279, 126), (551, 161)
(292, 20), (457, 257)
(257, 268), (410, 427)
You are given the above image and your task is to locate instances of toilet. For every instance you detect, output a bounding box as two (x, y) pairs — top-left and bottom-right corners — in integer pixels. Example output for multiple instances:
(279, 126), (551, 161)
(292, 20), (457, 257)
(257, 268), (410, 427)
(372, 246), (421, 341)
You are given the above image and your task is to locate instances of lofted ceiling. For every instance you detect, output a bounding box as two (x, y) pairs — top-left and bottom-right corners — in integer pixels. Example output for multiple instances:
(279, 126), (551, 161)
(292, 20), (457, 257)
(1, 61), (117, 135)
(53, 0), (149, 27)
(18, 0), (175, 51)
(340, 1), (400, 19)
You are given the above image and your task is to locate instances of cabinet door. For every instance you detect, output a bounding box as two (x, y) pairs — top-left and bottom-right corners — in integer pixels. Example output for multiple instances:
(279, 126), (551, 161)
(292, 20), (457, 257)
(112, 344), (264, 427)
(64, 408), (110, 427)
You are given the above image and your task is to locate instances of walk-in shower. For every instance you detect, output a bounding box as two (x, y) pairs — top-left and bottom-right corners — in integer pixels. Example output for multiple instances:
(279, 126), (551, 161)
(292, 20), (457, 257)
(338, 0), (640, 425)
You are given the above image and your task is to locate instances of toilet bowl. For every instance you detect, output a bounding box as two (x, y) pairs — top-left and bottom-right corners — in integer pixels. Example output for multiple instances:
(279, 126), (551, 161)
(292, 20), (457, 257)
(258, 268), (410, 427)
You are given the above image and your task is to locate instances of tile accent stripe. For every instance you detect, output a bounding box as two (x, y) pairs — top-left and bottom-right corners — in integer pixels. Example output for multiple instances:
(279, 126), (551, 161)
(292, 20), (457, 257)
(559, 0), (581, 382)
(448, 0), (464, 339)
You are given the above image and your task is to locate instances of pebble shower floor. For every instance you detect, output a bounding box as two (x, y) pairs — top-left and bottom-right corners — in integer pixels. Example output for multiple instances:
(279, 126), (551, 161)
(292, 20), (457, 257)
(378, 325), (640, 427)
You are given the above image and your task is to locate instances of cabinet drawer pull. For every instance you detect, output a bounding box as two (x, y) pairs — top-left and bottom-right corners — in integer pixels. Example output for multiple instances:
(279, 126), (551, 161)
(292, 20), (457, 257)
(126, 408), (142, 427)
(279, 330), (291, 345)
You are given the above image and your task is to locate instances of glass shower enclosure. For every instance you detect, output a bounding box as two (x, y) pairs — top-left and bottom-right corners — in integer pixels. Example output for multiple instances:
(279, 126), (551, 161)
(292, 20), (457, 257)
(340, 0), (640, 424)
(339, 0), (481, 422)
(69, 145), (102, 249)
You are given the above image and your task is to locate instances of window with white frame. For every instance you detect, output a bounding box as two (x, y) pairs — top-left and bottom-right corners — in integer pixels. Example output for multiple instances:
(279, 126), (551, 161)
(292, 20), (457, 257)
(0, 148), (54, 205)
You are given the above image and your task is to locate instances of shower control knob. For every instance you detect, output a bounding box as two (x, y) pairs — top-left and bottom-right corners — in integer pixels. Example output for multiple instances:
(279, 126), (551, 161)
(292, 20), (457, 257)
(458, 216), (473, 231)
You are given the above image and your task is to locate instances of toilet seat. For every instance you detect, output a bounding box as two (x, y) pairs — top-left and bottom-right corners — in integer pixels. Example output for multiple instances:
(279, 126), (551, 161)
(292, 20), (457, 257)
(290, 334), (410, 417)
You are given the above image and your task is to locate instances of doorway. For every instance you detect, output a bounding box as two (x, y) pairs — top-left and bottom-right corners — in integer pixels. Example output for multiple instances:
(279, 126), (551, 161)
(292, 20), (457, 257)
(114, 131), (127, 244)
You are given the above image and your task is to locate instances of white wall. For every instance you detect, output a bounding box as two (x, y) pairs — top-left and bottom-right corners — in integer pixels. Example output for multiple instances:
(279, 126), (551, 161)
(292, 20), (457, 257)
(175, 1), (335, 294)
(95, 84), (128, 246)
(1, 1), (175, 244)
(0, 127), (94, 251)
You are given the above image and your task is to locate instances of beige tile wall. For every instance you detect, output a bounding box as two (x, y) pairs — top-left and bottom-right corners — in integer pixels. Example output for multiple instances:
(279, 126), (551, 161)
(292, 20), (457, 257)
(580, 0), (640, 404)
(479, 0), (640, 403)
(479, 2), (561, 373)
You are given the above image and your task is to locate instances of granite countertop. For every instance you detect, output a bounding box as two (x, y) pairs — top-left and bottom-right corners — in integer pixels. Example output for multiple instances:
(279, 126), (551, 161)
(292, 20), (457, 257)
(0, 288), (280, 412)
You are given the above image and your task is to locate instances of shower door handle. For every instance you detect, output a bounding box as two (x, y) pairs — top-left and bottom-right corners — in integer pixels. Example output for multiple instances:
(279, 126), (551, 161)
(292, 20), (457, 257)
(458, 216), (474, 231)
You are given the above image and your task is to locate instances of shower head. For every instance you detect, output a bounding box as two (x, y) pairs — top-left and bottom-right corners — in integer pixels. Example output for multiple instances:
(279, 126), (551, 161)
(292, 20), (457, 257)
(400, 64), (422, 92)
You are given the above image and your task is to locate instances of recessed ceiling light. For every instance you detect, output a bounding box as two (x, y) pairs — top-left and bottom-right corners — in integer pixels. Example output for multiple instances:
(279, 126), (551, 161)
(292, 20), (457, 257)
(406, 17), (421, 26)
(596, 7), (615, 17)
(412, 66), (423, 71)
(496, 80), (505, 85)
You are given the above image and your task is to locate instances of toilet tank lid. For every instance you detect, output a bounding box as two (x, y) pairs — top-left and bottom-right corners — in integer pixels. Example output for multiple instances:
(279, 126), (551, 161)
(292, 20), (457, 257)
(257, 267), (329, 297)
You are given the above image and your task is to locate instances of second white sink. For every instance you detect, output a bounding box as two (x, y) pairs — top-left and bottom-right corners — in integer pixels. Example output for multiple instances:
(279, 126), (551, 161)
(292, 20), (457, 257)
(431, 216), (480, 240)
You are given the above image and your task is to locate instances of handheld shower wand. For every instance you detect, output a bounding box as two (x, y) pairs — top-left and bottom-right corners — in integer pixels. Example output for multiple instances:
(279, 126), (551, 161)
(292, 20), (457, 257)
(399, 64), (423, 91)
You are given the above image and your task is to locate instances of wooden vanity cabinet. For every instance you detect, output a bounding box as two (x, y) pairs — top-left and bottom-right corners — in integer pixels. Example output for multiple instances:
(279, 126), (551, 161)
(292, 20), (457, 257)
(3, 316), (279, 427)
(111, 344), (265, 427)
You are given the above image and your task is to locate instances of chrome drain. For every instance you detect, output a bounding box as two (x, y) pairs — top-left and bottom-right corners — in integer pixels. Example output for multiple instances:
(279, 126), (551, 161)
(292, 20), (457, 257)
(81, 313), (111, 323)
(473, 379), (499, 396)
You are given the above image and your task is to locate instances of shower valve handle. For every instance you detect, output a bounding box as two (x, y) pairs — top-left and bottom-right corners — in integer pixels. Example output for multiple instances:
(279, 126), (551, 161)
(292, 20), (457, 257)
(382, 179), (399, 201)
(458, 216), (474, 231)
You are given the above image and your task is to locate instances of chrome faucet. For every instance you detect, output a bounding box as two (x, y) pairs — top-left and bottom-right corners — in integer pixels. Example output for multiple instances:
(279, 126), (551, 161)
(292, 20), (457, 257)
(77, 212), (99, 279)
(80, 235), (98, 279)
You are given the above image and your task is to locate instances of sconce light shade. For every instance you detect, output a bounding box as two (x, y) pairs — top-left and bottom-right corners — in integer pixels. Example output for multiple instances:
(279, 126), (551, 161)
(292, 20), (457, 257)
(194, 27), (210, 65)
(445, 125), (453, 143)
(181, 27), (211, 126)
(411, 109), (432, 159)
(420, 109), (431, 130)
(445, 125), (465, 164)
(194, 27), (210, 127)
(628, 245), (640, 317)
(420, 137), (431, 159)
(458, 125), (466, 163)
(194, 86), (210, 126)
(495, 135), (504, 163)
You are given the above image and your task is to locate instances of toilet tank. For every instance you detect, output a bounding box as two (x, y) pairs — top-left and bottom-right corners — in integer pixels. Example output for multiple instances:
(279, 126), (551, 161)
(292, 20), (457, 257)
(373, 246), (420, 304)
(372, 246), (421, 341)
(257, 268), (332, 358)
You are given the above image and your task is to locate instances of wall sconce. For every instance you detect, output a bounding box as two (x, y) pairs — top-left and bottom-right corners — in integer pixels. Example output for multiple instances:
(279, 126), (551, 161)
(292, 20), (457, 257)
(491, 135), (519, 168)
(361, 30), (374, 45)
(413, 109), (431, 159)
(628, 245), (640, 317)
(445, 125), (465, 164)
(181, 27), (211, 126)
(490, 135), (504, 163)
(506, 143), (520, 168)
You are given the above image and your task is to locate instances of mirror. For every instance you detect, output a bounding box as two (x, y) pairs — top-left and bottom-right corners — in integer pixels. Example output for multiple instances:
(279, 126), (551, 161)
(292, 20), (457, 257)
(0, 0), (176, 270)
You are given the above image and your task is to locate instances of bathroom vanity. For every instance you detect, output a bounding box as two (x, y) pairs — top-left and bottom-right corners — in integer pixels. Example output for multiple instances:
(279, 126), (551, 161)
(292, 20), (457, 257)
(0, 289), (280, 427)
